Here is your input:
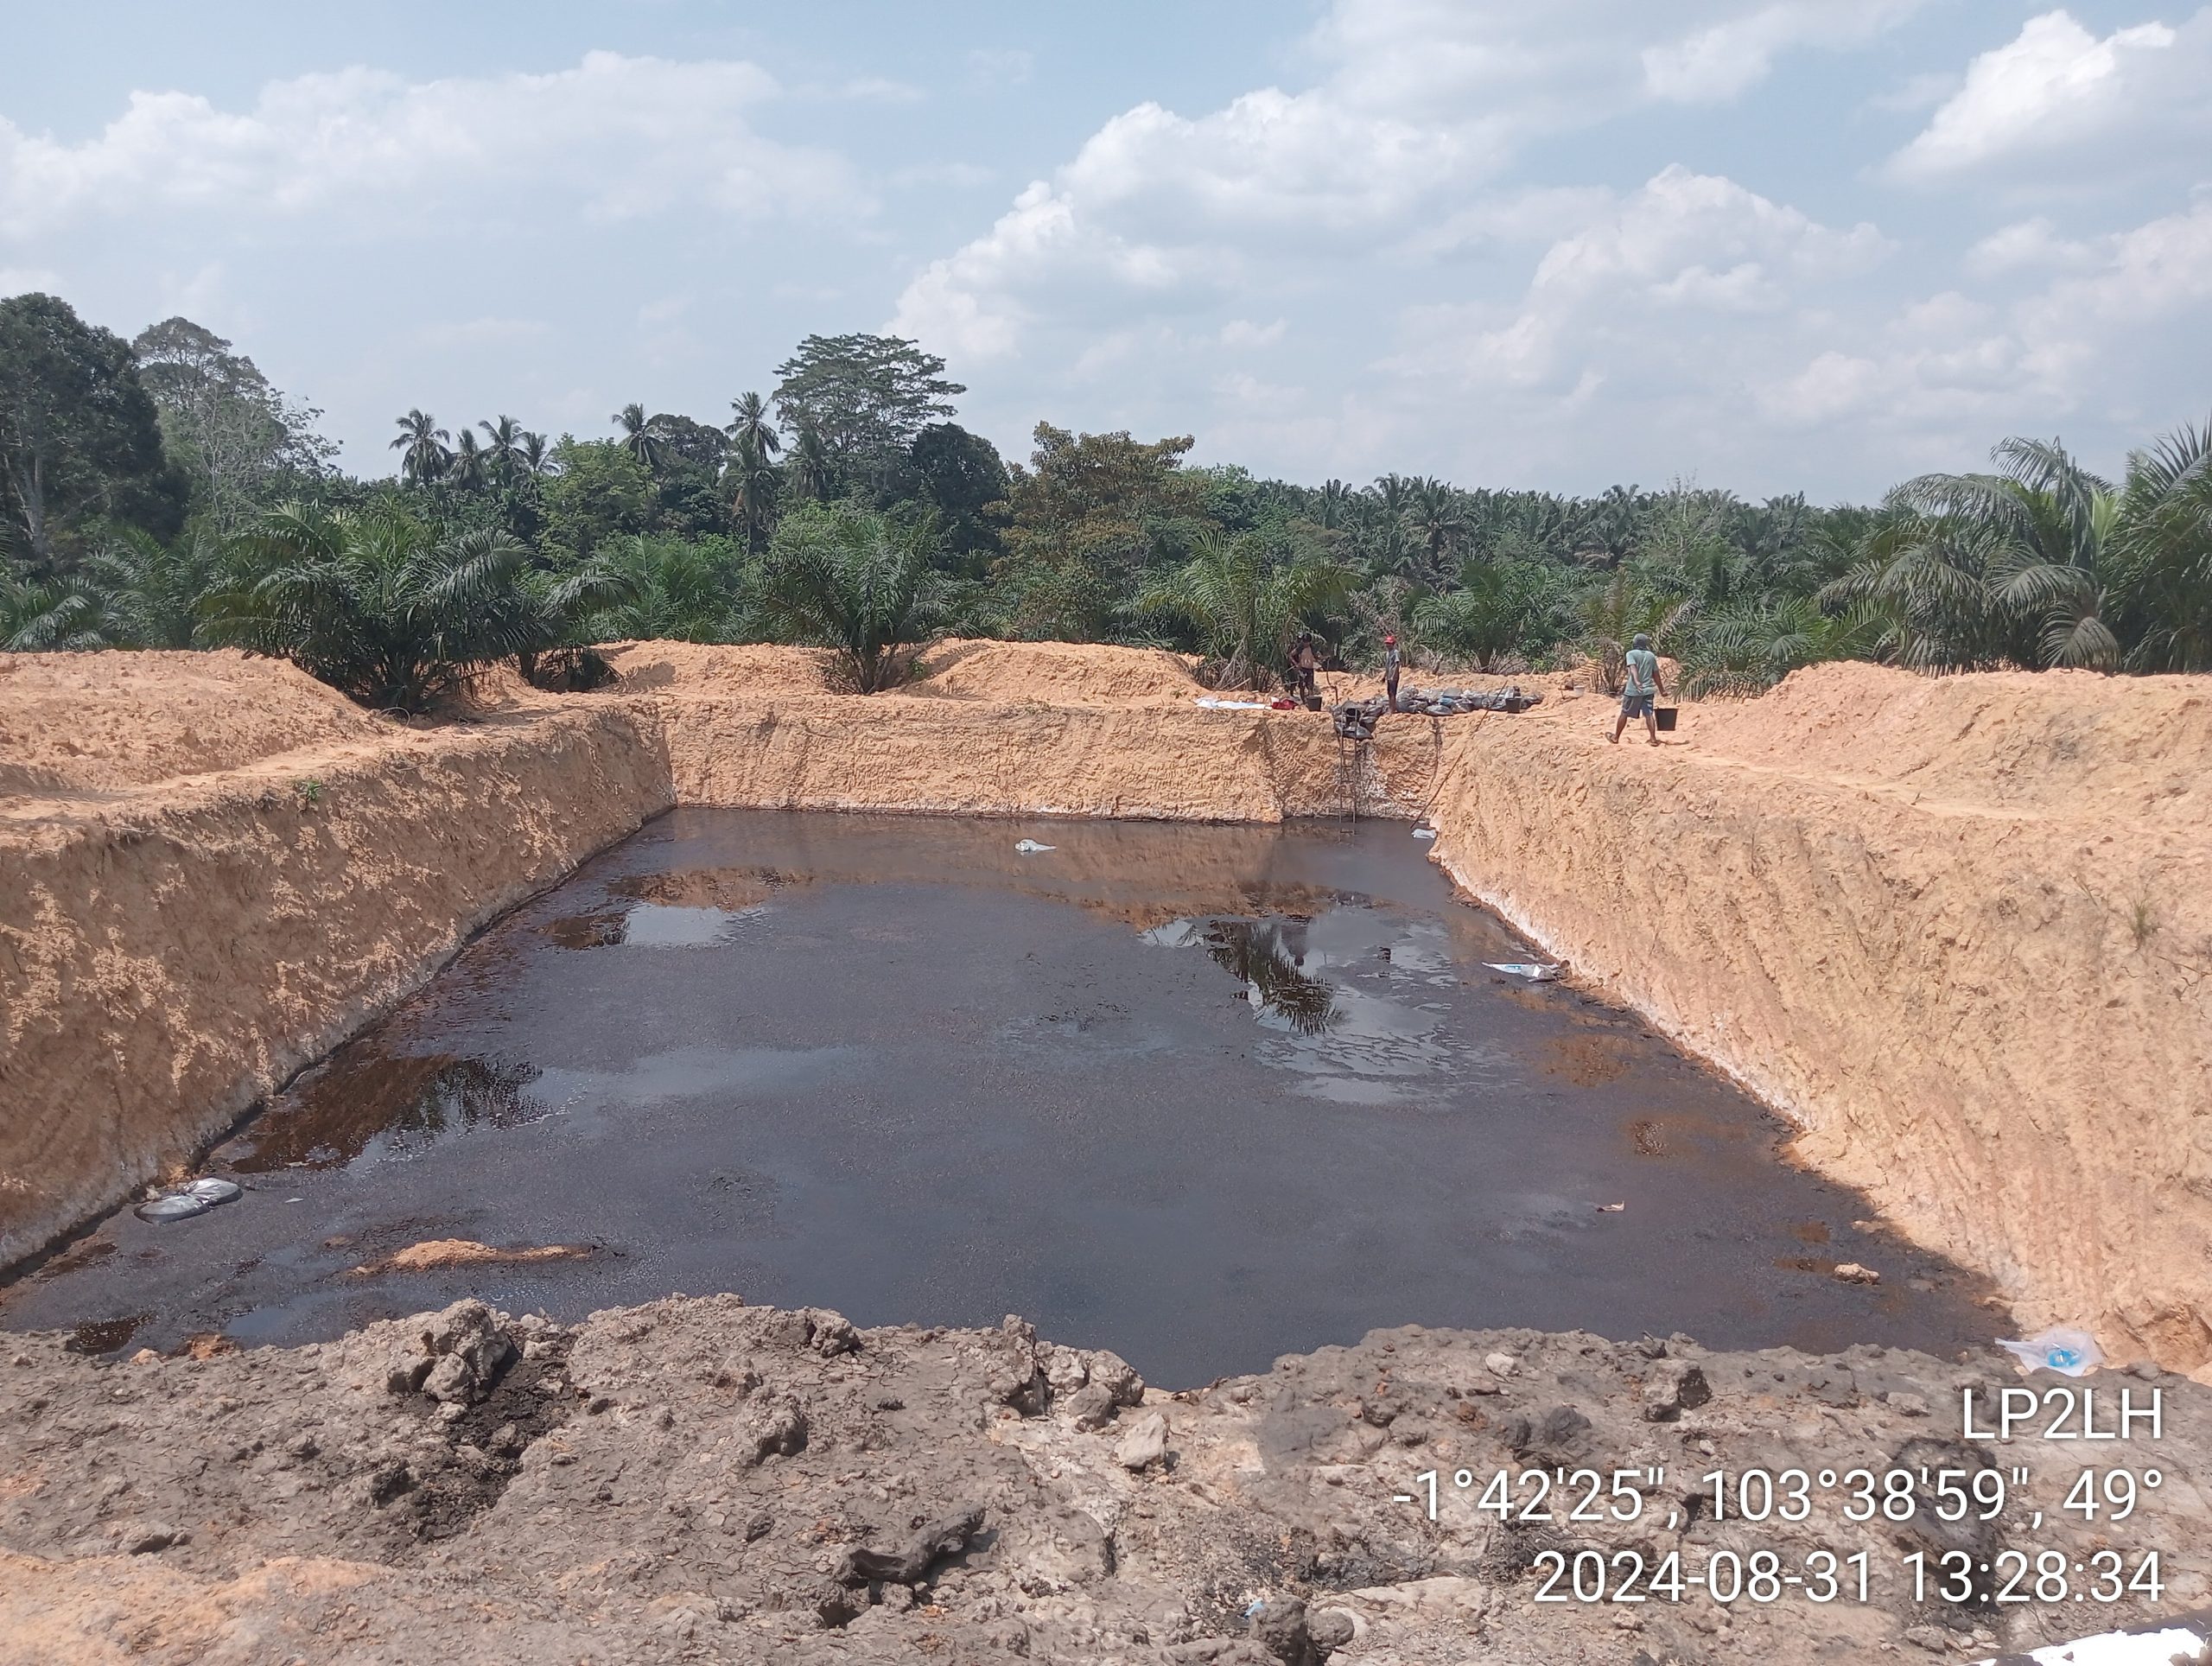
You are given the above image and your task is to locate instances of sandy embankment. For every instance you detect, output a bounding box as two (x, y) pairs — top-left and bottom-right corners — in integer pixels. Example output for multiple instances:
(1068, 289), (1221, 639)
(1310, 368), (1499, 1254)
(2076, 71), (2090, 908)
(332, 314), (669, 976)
(1423, 665), (2212, 1375)
(3, 642), (2209, 1378)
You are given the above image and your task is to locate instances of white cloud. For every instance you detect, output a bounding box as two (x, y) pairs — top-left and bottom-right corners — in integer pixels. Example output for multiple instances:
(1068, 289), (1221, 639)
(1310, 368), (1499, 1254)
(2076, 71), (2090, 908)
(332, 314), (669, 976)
(1409, 166), (1891, 393)
(1643, 1), (1927, 104)
(1965, 217), (2095, 277)
(1220, 317), (1287, 349)
(0, 52), (867, 237)
(1890, 10), (2189, 178)
(0, 264), (61, 296)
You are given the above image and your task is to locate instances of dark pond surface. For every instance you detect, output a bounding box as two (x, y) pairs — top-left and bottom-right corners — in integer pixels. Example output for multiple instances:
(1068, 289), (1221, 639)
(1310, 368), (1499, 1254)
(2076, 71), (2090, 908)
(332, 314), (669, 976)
(3, 810), (1993, 1385)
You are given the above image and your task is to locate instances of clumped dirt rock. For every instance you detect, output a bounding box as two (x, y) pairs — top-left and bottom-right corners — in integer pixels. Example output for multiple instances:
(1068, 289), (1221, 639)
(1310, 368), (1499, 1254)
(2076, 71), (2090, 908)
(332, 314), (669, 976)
(3, 1297), (2206, 1663)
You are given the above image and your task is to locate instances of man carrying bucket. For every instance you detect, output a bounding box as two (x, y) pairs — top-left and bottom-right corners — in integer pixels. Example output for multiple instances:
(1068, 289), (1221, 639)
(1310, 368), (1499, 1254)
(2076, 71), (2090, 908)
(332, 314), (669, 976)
(1611, 632), (1666, 747)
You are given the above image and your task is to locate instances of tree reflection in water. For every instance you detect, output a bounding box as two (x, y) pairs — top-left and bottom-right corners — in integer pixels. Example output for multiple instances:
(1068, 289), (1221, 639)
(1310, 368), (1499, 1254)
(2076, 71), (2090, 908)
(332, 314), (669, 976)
(226, 1055), (548, 1173)
(1201, 919), (1340, 1035)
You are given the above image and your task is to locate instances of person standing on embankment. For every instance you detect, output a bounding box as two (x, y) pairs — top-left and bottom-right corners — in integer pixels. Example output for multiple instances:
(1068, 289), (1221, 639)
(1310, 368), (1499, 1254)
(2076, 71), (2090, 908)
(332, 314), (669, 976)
(1611, 632), (1666, 746)
(1383, 633), (1401, 712)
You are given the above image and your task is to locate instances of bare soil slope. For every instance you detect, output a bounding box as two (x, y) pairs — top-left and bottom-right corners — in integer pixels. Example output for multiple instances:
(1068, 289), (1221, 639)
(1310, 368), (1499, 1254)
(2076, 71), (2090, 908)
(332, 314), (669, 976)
(1427, 663), (2212, 1376)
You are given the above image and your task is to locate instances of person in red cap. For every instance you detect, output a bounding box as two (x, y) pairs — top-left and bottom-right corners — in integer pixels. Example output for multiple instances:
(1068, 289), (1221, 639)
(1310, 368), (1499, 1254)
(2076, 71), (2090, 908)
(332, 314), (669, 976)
(1383, 633), (1402, 713)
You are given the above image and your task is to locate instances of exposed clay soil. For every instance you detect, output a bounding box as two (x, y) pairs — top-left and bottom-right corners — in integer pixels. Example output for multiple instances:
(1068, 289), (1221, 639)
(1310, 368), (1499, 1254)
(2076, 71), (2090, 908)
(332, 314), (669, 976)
(4, 1295), (2207, 1664)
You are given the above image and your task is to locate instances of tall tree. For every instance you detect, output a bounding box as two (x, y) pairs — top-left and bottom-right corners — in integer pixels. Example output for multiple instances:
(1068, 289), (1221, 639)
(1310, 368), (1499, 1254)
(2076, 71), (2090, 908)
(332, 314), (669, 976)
(906, 422), (1007, 571)
(728, 434), (780, 556)
(391, 410), (452, 486)
(479, 415), (525, 479)
(0, 293), (182, 572)
(132, 316), (334, 531)
(448, 427), (489, 491)
(786, 418), (835, 504)
(613, 402), (664, 473)
(772, 333), (963, 495)
(727, 390), (780, 461)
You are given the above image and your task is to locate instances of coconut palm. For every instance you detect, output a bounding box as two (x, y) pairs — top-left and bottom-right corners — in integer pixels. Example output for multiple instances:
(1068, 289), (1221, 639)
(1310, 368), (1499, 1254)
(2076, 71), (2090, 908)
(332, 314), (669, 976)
(204, 503), (537, 713)
(727, 391), (780, 461)
(517, 432), (556, 479)
(728, 434), (780, 555)
(479, 415), (525, 479)
(1137, 531), (1355, 690)
(787, 417), (834, 503)
(390, 410), (452, 486)
(447, 428), (489, 492)
(613, 403), (664, 474)
(755, 501), (941, 692)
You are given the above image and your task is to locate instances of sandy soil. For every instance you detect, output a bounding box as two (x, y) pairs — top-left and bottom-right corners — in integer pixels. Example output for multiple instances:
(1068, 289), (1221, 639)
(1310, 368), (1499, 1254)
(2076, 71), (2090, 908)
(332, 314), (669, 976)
(4, 643), (2209, 1386)
(3, 1294), (2205, 1664)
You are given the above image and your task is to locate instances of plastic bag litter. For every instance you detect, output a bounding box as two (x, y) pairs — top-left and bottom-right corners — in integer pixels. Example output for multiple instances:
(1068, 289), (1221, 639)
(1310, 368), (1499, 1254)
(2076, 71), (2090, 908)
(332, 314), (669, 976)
(1412, 828), (1437, 840)
(136, 1193), (210, 1224)
(1192, 696), (1268, 711)
(133, 1174), (243, 1224)
(1485, 961), (1561, 981)
(1996, 1326), (2104, 1377)
(1014, 839), (1056, 854)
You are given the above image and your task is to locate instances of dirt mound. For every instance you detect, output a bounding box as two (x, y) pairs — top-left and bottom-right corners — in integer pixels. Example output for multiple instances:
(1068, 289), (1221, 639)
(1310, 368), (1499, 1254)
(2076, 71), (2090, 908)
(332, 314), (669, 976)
(1695, 660), (2212, 818)
(5, 1296), (2203, 1663)
(906, 639), (1204, 703)
(599, 640), (839, 696)
(0, 651), (389, 798)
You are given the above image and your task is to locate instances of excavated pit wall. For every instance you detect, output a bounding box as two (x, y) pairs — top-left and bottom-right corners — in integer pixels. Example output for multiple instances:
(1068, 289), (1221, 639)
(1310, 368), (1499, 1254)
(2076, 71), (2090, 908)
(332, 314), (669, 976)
(0, 704), (675, 1269)
(0, 687), (1429, 1270)
(6, 648), (2209, 1386)
(1421, 697), (2212, 1380)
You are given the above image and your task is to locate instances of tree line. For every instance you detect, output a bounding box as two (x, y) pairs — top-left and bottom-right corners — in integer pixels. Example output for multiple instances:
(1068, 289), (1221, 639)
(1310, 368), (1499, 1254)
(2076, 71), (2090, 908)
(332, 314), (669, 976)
(3, 289), (2208, 713)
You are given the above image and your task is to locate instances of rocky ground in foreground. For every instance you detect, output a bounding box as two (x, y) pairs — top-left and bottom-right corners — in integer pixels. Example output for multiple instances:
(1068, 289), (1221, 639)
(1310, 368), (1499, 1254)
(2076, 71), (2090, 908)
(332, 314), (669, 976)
(3, 1297), (2208, 1664)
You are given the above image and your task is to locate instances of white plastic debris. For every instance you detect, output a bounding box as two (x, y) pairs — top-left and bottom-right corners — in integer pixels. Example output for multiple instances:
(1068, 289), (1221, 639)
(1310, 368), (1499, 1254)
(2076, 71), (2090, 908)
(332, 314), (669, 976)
(1484, 961), (1561, 981)
(133, 1175), (243, 1224)
(1996, 1326), (2104, 1377)
(1014, 839), (1056, 854)
(1411, 827), (1437, 840)
(1193, 696), (1268, 710)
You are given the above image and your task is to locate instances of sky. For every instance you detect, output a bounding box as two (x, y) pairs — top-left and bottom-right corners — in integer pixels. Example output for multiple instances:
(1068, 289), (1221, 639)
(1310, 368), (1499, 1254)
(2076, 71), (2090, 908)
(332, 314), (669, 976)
(3, 1), (2208, 501)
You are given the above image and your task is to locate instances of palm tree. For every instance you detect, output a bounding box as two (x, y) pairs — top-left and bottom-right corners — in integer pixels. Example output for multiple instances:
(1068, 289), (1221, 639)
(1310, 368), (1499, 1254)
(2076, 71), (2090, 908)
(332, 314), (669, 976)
(1415, 559), (1557, 672)
(81, 526), (219, 648)
(728, 434), (780, 556)
(517, 432), (556, 479)
(2108, 417), (2212, 671)
(391, 410), (452, 486)
(204, 503), (537, 713)
(727, 391), (780, 461)
(1580, 570), (1694, 695)
(1, 571), (108, 650)
(447, 428), (489, 492)
(1408, 477), (1466, 580)
(1136, 531), (1355, 690)
(580, 534), (746, 644)
(480, 415), (524, 479)
(1681, 595), (1879, 697)
(614, 403), (664, 473)
(756, 502), (941, 692)
(1890, 436), (2119, 669)
(1316, 479), (1351, 531)
(787, 417), (834, 503)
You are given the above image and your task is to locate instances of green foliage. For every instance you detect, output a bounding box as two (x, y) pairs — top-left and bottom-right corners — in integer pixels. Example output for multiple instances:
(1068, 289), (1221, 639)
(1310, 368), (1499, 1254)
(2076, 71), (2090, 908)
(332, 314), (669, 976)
(579, 534), (750, 644)
(773, 334), (963, 497)
(756, 502), (941, 692)
(541, 439), (656, 562)
(1, 292), (185, 571)
(1137, 531), (1354, 690)
(992, 423), (1216, 640)
(1415, 559), (1569, 672)
(203, 503), (540, 714)
(906, 423), (1008, 572)
(132, 317), (334, 532)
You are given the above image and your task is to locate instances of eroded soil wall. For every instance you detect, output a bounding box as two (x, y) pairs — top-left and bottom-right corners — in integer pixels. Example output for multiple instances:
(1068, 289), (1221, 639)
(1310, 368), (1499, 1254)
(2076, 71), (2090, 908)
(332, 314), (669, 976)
(0, 705), (672, 1266)
(1425, 671), (2212, 1375)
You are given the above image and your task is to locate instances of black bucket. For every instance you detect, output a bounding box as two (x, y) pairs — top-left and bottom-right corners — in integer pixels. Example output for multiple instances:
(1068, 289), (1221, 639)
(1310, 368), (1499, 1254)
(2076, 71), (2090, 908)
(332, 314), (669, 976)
(1655, 706), (1679, 732)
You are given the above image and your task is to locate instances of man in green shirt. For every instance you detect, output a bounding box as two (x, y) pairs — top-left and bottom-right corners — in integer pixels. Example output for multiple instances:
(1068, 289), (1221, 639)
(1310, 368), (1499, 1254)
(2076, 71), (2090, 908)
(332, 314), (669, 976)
(1611, 632), (1666, 747)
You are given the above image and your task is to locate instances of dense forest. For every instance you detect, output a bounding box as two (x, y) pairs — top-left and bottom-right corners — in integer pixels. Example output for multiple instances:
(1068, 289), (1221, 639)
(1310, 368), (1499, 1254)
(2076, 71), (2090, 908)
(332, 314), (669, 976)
(3, 290), (2208, 711)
